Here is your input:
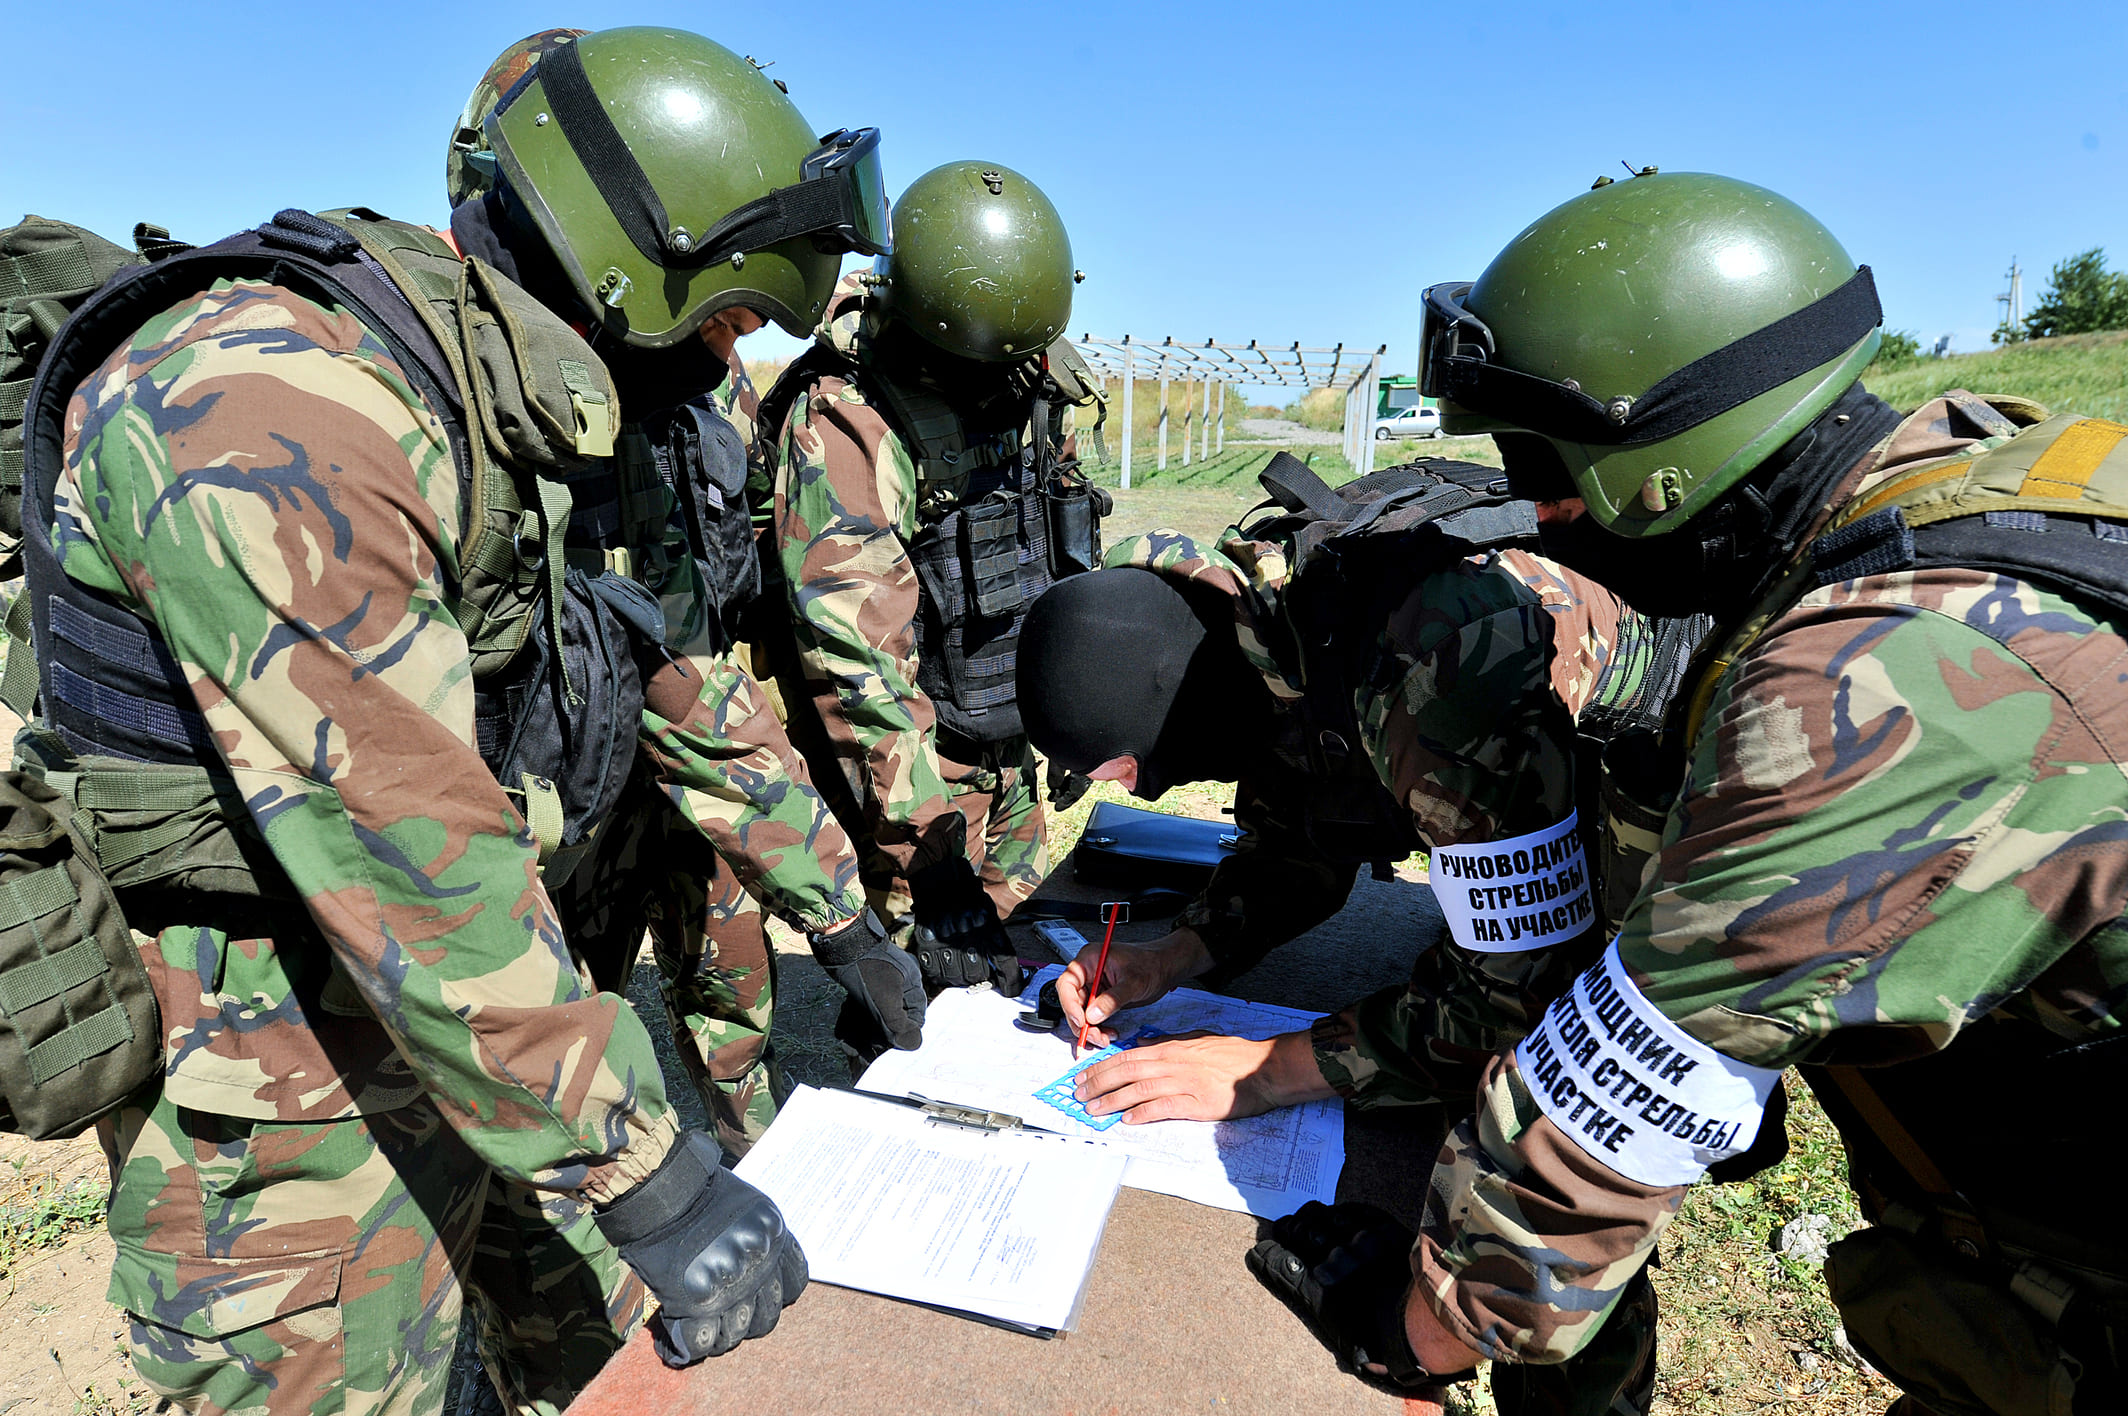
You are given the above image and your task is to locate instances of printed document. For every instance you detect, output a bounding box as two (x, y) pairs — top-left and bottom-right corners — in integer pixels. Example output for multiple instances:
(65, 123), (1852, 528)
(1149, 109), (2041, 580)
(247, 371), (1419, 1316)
(734, 1085), (1125, 1333)
(858, 965), (1344, 1217)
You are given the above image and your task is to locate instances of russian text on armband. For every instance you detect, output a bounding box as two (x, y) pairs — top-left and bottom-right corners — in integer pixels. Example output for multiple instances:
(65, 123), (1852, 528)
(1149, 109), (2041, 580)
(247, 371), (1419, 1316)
(1430, 811), (1594, 953)
(1512, 943), (1781, 1187)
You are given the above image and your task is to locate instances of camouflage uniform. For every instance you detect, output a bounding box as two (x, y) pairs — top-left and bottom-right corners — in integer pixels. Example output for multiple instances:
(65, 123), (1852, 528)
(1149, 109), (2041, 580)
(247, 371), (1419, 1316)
(1412, 394), (2128, 1372)
(1109, 531), (1641, 1107)
(47, 275), (864, 1415)
(763, 280), (1051, 935)
(552, 349), (849, 1154)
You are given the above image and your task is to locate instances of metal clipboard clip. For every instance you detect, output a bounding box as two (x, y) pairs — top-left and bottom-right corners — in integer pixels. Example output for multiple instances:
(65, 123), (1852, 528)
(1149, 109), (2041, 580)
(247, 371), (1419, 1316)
(855, 1089), (1059, 1135)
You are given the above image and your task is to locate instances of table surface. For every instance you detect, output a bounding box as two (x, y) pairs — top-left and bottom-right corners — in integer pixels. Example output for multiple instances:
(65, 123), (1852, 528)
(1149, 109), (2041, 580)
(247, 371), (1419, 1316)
(568, 859), (1453, 1416)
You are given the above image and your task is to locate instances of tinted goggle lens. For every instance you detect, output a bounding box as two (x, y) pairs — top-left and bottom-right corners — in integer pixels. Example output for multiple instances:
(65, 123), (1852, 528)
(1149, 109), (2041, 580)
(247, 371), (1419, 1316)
(803, 128), (891, 256)
(1418, 281), (1490, 398)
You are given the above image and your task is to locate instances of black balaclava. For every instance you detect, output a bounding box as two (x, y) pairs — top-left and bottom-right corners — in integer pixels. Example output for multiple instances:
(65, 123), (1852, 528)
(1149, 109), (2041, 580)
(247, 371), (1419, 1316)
(452, 190), (730, 417)
(1017, 568), (1270, 800)
(1502, 382), (1904, 620)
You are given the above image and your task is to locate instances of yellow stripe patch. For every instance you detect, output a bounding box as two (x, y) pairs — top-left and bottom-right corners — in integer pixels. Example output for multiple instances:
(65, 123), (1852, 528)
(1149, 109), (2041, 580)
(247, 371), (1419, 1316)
(2019, 418), (2128, 499)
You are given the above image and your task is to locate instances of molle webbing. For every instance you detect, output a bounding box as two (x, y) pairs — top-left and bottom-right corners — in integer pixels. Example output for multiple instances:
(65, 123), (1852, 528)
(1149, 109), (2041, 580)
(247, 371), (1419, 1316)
(1578, 609), (1714, 742)
(866, 374), (1021, 484)
(907, 428), (1052, 739)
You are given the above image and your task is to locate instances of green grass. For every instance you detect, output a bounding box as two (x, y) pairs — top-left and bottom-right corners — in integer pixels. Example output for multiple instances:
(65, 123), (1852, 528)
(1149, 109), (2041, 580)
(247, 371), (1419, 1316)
(1864, 328), (2128, 422)
(1648, 1076), (1895, 1412)
(1082, 435), (1503, 548)
(0, 1173), (108, 1279)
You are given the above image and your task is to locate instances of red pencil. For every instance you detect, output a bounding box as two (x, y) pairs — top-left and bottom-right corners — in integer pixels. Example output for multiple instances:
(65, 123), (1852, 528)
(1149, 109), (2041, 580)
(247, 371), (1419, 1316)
(1075, 900), (1127, 1056)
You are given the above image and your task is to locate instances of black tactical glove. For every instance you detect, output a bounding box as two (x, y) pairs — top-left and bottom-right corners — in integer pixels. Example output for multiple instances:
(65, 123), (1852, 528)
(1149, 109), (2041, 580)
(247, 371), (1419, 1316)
(906, 856), (1023, 996)
(1247, 1201), (1471, 1390)
(1045, 757), (1092, 812)
(595, 1130), (808, 1367)
(810, 911), (924, 1052)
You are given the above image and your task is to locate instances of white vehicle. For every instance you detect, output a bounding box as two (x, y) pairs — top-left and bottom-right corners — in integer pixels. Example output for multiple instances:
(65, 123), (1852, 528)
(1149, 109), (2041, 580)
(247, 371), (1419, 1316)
(1374, 404), (1442, 440)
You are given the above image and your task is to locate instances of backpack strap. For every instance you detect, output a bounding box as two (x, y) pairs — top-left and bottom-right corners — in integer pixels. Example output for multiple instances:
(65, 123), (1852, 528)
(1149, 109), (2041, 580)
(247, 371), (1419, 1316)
(0, 591), (37, 720)
(1257, 450), (1344, 521)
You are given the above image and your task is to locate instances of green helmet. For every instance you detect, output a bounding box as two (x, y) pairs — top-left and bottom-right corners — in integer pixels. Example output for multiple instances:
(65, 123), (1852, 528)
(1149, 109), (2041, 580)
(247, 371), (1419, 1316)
(446, 29), (587, 211)
(875, 161), (1076, 362)
(1421, 171), (1882, 537)
(484, 26), (891, 346)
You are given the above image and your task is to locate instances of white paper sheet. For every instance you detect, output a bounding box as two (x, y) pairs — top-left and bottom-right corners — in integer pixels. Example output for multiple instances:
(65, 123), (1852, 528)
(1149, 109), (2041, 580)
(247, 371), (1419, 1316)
(734, 1085), (1125, 1333)
(857, 965), (1344, 1218)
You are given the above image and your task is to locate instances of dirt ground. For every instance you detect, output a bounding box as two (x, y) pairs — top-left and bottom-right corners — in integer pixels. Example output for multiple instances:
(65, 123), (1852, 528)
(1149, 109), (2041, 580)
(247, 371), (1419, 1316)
(0, 1131), (145, 1416)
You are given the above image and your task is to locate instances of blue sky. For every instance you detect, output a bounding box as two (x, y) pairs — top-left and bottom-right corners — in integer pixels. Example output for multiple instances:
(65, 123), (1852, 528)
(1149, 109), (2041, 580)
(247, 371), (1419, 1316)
(6, 0), (2122, 397)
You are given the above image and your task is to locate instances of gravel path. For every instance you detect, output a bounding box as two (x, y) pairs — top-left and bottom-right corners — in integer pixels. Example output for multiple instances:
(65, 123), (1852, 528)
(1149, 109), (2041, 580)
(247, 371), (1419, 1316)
(1236, 416), (1340, 445)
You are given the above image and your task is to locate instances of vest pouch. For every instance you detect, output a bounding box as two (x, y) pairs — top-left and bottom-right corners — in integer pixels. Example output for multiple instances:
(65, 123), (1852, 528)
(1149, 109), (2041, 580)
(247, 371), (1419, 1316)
(1043, 478), (1104, 578)
(642, 402), (761, 649)
(476, 567), (645, 889)
(1825, 1225), (2083, 1416)
(457, 258), (618, 469)
(909, 516), (965, 628)
(66, 761), (292, 902)
(0, 770), (158, 1140)
(960, 492), (1024, 619)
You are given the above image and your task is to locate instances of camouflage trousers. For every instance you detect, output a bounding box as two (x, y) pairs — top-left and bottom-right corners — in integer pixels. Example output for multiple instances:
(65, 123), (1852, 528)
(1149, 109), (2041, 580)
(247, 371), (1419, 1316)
(102, 1092), (643, 1416)
(551, 769), (787, 1154)
(864, 731), (1049, 930)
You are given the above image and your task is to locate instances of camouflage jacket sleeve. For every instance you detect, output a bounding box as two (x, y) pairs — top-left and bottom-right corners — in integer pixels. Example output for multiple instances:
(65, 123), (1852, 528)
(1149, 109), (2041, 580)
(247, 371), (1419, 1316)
(1180, 771), (1357, 979)
(1310, 555), (1599, 1111)
(624, 381), (865, 934)
(771, 372), (965, 872)
(638, 647), (865, 934)
(54, 280), (673, 1201)
(1413, 569), (2128, 1363)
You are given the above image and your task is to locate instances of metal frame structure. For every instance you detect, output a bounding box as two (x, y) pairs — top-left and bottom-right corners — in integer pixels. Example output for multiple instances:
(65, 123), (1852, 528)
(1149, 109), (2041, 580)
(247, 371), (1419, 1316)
(1074, 336), (1387, 488)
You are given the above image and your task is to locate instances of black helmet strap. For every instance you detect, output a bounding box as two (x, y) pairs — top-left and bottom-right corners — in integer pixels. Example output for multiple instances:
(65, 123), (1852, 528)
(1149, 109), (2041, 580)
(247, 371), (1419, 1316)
(529, 40), (876, 272)
(536, 38), (684, 267)
(1437, 266), (1882, 448)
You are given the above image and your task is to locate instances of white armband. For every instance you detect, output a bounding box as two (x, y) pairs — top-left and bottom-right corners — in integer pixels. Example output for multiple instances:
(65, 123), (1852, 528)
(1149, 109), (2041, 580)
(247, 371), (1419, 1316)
(1513, 943), (1782, 1188)
(1430, 812), (1595, 953)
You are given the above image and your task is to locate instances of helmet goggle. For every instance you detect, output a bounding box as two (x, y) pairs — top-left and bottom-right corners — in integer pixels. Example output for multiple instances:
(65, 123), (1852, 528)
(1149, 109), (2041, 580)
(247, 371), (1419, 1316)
(799, 128), (891, 257)
(1418, 269), (1881, 448)
(492, 39), (892, 273)
(1418, 281), (1493, 398)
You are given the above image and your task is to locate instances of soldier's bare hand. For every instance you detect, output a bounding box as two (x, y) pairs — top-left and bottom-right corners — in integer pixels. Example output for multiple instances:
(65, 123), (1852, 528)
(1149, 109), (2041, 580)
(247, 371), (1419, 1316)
(1073, 1029), (1332, 1122)
(1057, 927), (1213, 1044)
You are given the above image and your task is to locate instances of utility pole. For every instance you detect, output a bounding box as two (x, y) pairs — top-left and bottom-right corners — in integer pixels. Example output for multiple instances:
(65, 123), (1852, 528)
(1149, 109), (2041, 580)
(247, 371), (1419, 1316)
(1998, 257), (2024, 342)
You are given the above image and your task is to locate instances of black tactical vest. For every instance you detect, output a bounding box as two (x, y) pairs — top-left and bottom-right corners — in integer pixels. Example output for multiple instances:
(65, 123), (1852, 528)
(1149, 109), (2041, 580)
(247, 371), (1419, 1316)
(760, 344), (1101, 745)
(1242, 453), (1708, 875)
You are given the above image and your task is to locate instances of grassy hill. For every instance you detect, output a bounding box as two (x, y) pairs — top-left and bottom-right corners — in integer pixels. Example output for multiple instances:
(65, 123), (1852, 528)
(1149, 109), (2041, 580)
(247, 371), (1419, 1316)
(1864, 328), (2128, 421)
